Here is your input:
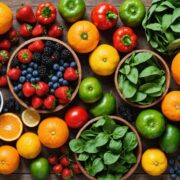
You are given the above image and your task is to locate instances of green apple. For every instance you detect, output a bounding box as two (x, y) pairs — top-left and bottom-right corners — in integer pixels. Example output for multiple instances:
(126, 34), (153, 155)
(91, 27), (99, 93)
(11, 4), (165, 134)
(136, 109), (165, 139)
(78, 77), (103, 103)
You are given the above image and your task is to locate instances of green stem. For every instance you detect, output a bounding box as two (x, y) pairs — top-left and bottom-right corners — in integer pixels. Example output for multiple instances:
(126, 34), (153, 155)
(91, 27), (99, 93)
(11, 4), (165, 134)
(81, 32), (88, 40)
(107, 11), (118, 20)
(121, 35), (132, 46)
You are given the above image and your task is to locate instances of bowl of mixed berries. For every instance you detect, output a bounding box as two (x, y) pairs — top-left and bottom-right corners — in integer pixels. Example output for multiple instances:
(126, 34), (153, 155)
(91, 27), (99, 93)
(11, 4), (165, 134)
(7, 37), (81, 113)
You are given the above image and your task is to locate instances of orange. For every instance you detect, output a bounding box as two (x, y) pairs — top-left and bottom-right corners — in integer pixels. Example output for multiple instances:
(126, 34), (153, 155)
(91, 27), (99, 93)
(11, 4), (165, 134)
(67, 20), (100, 53)
(171, 53), (180, 85)
(141, 148), (167, 176)
(16, 132), (41, 159)
(161, 91), (180, 121)
(0, 2), (13, 35)
(0, 113), (23, 142)
(38, 117), (69, 148)
(0, 145), (20, 175)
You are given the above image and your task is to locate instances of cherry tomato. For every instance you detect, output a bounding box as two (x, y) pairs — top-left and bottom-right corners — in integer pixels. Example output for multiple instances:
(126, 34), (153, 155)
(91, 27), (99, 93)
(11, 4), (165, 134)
(62, 168), (72, 180)
(48, 155), (58, 165)
(52, 164), (63, 175)
(72, 162), (81, 174)
(60, 156), (70, 167)
(60, 144), (68, 154)
(65, 106), (88, 128)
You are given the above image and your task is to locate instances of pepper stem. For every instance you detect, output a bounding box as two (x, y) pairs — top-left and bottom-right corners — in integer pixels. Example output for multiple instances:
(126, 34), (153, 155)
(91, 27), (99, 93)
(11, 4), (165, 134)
(121, 35), (132, 46)
(81, 32), (88, 40)
(42, 6), (52, 18)
(107, 11), (118, 20)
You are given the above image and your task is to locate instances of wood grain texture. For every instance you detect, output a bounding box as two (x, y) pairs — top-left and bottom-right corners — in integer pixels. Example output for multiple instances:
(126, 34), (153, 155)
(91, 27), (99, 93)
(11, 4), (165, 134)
(0, 0), (180, 180)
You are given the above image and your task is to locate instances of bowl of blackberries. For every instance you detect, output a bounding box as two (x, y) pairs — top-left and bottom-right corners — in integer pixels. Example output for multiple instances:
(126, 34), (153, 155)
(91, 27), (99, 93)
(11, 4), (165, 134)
(7, 37), (81, 113)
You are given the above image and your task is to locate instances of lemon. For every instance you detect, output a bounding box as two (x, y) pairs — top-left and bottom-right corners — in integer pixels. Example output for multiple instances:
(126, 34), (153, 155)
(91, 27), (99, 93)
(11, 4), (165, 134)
(21, 109), (40, 127)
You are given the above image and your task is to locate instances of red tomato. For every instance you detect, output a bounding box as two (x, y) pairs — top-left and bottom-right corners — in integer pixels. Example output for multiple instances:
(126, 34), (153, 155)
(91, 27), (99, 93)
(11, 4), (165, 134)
(60, 156), (70, 167)
(65, 106), (88, 129)
(48, 155), (58, 165)
(52, 164), (63, 174)
(72, 162), (81, 174)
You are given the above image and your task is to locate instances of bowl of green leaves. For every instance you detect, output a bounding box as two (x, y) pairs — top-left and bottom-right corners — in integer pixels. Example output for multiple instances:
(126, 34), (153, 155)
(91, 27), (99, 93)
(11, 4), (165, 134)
(114, 49), (170, 108)
(69, 115), (142, 180)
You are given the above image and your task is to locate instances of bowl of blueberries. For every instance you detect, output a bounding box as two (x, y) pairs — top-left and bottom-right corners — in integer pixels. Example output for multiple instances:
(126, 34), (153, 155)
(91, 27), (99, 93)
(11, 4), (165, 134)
(7, 37), (81, 113)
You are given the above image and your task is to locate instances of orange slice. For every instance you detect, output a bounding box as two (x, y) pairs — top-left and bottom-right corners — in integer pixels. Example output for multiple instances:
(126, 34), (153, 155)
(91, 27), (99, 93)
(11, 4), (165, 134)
(0, 113), (23, 142)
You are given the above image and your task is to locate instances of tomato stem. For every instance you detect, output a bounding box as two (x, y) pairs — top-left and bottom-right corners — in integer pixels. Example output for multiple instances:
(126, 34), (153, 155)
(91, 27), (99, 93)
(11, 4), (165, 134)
(81, 32), (88, 40)
(121, 35), (132, 46)
(107, 11), (118, 20)
(42, 6), (52, 18)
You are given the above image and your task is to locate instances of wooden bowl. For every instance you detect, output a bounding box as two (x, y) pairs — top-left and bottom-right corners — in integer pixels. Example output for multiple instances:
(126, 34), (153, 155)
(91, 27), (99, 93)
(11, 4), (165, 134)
(0, 90), (3, 113)
(75, 115), (142, 180)
(114, 49), (170, 108)
(7, 37), (82, 113)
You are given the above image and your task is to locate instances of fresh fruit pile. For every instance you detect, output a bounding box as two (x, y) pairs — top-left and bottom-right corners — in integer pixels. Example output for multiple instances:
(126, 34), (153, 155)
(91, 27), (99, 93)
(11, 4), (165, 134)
(7, 39), (79, 110)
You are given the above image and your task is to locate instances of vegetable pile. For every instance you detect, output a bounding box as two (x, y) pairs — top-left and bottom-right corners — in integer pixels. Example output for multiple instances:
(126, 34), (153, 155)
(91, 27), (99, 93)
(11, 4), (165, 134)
(143, 0), (180, 55)
(70, 116), (138, 179)
(118, 51), (166, 105)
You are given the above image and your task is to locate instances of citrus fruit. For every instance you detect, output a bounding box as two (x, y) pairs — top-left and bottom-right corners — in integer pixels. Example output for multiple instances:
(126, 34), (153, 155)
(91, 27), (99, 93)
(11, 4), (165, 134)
(141, 148), (168, 176)
(16, 132), (42, 159)
(38, 117), (69, 148)
(171, 53), (180, 85)
(161, 91), (180, 121)
(0, 2), (13, 35)
(0, 113), (23, 142)
(21, 109), (41, 127)
(0, 145), (20, 175)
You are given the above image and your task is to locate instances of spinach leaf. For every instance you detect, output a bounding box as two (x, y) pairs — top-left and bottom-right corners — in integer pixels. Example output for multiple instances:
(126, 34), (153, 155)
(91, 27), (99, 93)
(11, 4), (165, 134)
(124, 65), (131, 75)
(148, 90), (163, 97)
(113, 126), (128, 139)
(103, 116), (117, 134)
(103, 151), (120, 165)
(139, 83), (162, 94)
(84, 140), (98, 153)
(90, 158), (104, 176)
(110, 163), (129, 174)
(92, 118), (106, 129)
(155, 5), (168, 12)
(123, 132), (138, 152)
(172, 8), (180, 23)
(122, 80), (137, 99)
(162, 14), (172, 31)
(98, 174), (115, 180)
(69, 139), (84, 153)
(118, 74), (125, 91)
(94, 132), (109, 147)
(78, 153), (89, 161)
(80, 129), (97, 140)
(161, 1), (175, 9)
(124, 153), (137, 164)
(109, 139), (122, 153)
(130, 91), (147, 102)
(150, 39), (159, 48)
(146, 23), (162, 31)
(165, 31), (175, 43)
(171, 24), (180, 33)
(132, 52), (153, 66)
(125, 52), (135, 64)
(154, 76), (166, 85)
(126, 67), (138, 84)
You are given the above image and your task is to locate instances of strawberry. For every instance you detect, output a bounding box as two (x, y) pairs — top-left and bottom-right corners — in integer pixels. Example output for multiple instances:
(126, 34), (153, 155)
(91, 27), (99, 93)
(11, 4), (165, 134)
(16, 4), (36, 24)
(17, 49), (32, 64)
(36, 81), (49, 97)
(48, 24), (63, 38)
(0, 76), (8, 87)
(55, 86), (71, 104)
(0, 50), (10, 63)
(0, 39), (11, 50)
(31, 96), (43, 109)
(44, 95), (56, 109)
(8, 29), (19, 44)
(22, 82), (36, 97)
(64, 67), (78, 81)
(19, 23), (32, 38)
(32, 24), (44, 37)
(7, 68), (21, 80)
(28, 40), (44, 53)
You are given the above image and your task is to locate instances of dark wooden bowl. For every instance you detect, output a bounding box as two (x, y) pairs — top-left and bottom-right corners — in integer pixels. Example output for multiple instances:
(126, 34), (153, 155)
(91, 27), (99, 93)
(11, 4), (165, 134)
(7, 37), (82, 113)
(114, 49), (170, 108)
(75, 115), (142, 180)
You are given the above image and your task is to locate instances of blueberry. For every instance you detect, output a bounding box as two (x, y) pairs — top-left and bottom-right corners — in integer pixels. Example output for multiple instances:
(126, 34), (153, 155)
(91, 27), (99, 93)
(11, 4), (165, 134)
(14, 86), (19, 92)
(56, 71), (62, 77)
(48, 82), (53, 87)
(29, 62), (34, 67)
(53, 64), (60, 70)
(70, 61), (76, 67)
(53, 82), (60, 89)
(51, 76), (58, 82)
(50, 89), (55, 94)
(22, 70), (27, 76)
(32, 70), (38, 77)
(26, 74), (32, 80)
(59, 78), (64, 84)
(17, 84), (22, 90)
(63, 80), (68, 85)
(170, 174), (176, 180)
(63, 63), (69, 68)
(169, 167), (175, 174)
(27, 67), (33, 73)
(169, 159), (175, 166)
(59, 66), (65, 72)
(30, 78), (36, 83)
(33, 63), (38, 69)
(19, 76), (26, 83)
(20, 64), (27, 70)
(35, 77), (40, 82)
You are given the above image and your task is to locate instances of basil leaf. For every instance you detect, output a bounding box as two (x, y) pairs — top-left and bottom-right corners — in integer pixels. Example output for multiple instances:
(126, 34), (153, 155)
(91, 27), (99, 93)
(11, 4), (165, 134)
(161, 1), (175, 9)
(172, 8), (180, 23)
(92, 118), (106, 129)
(69, 139), (84, 153)
(147, 4), (158, 19)
(139, 66), (162, 78)
(123, 132), (138, 152)
(124, 153), (137, 164)
(103, 116), (117, 134)
(119, 67), (125, 74)
(109, 139), (122, 153)
(113, 126), (128, 139)
(162, 14), (172, 31)
(122, 80), (136, 99)
(118, 74), (125, 91)
(139, 83), (162, 94)
(103, 151), (120, 165)
(111, 164), (129, 174)
(98, 174), (115, 180)
(164, 31), (175, 43)
(130, 91), (147, 102)
(78, 153), (89, 161)
(155, 5), (168, 12)
(150, 39), (159, 48)
(80, 129), (97, 140)
(149, 90), (163, 97)
(154, 76), (166, 85)
(167, 39), (180, 51)
(90, 158), (104, 176)
(125, 52), (135, 64)
(146, 23), (162, 31)
(94, 132), (109, 147)
(171, 24), (180, 33)
(126, 67), (138, 84)
(84, 140), (98, 153)
(132, 52), (153, 66)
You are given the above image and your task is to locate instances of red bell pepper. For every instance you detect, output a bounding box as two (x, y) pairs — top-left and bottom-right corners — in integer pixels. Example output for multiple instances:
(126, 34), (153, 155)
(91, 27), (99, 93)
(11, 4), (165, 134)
(113, 27), (138, 53)
(36, 2), (57, 25)
(91, 3), (118, 30)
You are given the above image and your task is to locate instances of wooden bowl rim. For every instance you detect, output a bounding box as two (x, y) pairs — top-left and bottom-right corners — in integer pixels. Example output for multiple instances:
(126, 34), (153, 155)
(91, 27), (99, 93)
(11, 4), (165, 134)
(75, 115), (142, 180)
(0, 90), (3, 113)
(7, 37), (82, 114)
(114, 49), (170, 108)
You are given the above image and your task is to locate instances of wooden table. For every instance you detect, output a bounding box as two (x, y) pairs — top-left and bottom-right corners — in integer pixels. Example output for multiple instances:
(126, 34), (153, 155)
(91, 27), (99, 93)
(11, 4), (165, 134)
(0, 0), (179, 180)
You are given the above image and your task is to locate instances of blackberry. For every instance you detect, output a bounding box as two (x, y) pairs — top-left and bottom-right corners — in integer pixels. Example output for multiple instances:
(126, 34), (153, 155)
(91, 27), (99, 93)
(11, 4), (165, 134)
(55, 43), (63, 52)
(32, 53), (41, 64)
(2, 98), (21, 113)
(43, 46), (53, 56)
(38, 65), (47, 79)
(41, 55), (53, 67)
(45, 40), (55, 48)
(118, 105), (134, 122)
(1, 65), (7, 75)
(61, 49), (72, 60)
(11, 58), (20, 67)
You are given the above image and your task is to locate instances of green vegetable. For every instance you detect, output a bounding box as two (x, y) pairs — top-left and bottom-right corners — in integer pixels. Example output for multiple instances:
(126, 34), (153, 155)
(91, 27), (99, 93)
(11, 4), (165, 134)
(142, 0), (180, 55)
(119, 0), (145, 27)
(58, 0), (86, 23)
(69, 116), (138, 179)
(118, 51), (166, 105)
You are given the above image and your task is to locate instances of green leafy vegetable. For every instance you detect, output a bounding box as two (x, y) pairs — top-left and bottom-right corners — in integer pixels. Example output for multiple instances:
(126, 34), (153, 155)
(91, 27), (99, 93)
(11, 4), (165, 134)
(103, 151), (120, 165)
